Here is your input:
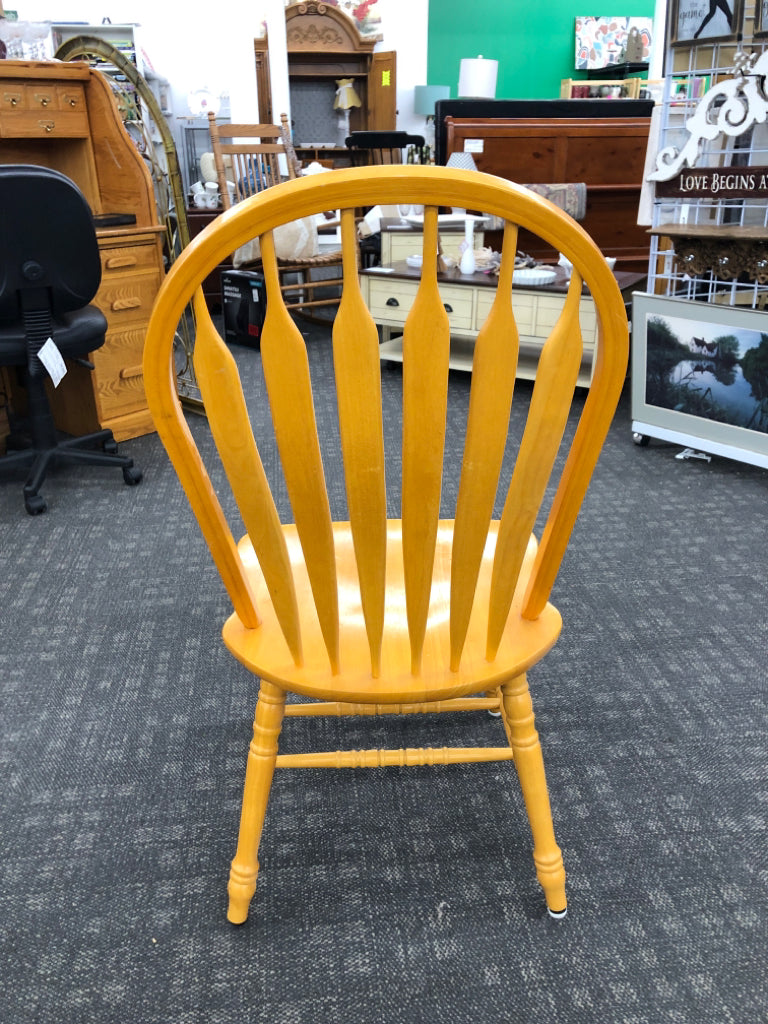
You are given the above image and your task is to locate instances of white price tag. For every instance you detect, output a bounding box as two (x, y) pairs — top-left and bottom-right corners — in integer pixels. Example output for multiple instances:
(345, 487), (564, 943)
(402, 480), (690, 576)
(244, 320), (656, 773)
(37, 337), (67, 388)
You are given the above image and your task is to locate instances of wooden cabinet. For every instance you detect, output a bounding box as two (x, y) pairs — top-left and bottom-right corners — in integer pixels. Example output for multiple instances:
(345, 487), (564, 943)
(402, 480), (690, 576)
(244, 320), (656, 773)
(0, 60), (164, 440)
(380, 218), (485, 266)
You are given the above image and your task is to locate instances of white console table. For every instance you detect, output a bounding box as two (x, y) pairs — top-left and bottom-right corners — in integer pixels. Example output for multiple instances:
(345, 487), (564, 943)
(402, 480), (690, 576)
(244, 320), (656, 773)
(360, 263), (643, 388)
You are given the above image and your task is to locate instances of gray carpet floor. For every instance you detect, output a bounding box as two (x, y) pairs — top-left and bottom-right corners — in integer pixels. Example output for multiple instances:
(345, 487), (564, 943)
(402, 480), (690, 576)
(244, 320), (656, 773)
(1, 323), (766, 1023)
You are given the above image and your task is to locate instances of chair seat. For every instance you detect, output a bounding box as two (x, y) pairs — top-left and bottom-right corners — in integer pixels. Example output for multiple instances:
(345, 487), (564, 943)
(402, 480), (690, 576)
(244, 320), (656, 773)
(0, 305), (107, 364)
(223, 519), (562, 704)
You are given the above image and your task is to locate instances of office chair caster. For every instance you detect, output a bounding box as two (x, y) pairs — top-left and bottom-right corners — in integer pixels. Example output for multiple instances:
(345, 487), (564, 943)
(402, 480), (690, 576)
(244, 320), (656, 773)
(123, 465), (143, 486)
(24, 493), (47, 516)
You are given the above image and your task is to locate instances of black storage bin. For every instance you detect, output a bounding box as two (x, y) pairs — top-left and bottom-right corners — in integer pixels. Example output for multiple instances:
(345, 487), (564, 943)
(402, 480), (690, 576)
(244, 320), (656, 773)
(221, 269), (266, 347)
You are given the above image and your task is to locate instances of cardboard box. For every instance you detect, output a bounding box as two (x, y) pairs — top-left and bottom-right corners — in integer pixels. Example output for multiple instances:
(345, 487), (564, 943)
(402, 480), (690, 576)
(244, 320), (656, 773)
(221, 269), (266, 347)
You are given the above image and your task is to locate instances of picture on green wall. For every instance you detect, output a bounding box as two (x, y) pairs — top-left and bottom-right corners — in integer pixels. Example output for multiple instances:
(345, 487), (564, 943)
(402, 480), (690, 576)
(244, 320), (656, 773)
(574, 16), (653, 69)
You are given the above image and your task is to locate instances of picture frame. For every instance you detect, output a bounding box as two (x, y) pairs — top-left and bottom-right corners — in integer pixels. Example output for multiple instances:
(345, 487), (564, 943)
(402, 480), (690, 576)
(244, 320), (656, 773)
(631, 293), (768, 468)
(670, 74), (711, 103)
(670, 0), (744, 47)
(755, 0), (768, 36)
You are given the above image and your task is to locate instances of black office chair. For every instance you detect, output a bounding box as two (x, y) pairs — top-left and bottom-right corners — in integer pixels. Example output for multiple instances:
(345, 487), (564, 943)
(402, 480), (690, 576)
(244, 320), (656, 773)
(345, 131), (427, 166)
(0, 165), (142, 515)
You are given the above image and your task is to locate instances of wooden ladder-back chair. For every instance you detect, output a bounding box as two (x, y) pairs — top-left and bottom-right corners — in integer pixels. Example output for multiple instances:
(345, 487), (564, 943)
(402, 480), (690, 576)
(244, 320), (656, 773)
(144, 165), (629, 926)
(207, 112), (343, 316)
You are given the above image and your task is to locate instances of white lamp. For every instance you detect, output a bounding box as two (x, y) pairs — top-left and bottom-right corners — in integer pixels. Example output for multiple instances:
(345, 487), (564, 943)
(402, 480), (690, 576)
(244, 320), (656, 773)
(458, 55), (498, 98)
(334, 78), (362, 148)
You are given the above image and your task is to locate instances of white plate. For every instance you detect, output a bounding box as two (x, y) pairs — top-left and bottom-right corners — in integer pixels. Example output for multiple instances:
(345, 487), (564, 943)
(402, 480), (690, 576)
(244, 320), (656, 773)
(513, 267), (557, 285)
(405, 254), (423, 268)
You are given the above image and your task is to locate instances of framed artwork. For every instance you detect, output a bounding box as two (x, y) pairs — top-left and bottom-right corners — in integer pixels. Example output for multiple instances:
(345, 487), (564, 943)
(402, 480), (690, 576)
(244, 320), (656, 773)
(670, 0), (744, 47)
(755, 0), (768, 36)
(631, 293), (768, 468)
(670, 74), (711, 102)
(574, 16), (653, 70)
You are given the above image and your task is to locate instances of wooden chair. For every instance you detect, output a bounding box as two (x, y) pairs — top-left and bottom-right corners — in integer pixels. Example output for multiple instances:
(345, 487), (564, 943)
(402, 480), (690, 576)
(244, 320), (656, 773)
(143, 165), (629, 925)
(207, 112), (343, 316)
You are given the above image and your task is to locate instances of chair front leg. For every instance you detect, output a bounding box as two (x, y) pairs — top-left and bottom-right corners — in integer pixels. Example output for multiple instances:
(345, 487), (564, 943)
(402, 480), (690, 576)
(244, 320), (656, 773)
(227, 679), (286, 924)
(500, 673), (567, 918)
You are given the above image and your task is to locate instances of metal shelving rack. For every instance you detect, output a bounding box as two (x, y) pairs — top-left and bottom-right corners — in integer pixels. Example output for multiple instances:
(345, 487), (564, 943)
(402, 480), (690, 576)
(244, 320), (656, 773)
(646, 5), (768, 308)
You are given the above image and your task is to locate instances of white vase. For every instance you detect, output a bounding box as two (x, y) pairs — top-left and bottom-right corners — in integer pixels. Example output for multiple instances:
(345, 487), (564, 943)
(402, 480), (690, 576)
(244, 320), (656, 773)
(459, 216), (476, 274)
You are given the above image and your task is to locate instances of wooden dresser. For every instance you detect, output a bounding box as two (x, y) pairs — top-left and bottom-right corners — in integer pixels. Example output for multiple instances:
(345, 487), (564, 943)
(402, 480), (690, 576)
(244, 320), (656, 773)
(0, 60), (165, 441)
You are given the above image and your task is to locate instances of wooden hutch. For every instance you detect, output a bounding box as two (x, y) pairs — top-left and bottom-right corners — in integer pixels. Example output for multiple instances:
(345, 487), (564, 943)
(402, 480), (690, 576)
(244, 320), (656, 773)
(0, 60), (165, 441)
(255, 1), (396, 166)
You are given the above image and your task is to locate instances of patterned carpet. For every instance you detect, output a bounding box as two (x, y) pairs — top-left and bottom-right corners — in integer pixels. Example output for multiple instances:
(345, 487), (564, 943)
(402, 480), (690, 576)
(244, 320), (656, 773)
(1, 322), (766, 1023)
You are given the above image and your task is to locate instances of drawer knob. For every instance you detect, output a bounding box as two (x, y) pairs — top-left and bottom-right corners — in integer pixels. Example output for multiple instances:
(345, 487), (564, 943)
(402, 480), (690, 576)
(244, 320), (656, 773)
(119, 364), (143, 380)
(111, 297), (141, 312)
(38, 96), (50, 107)
(105, 256), (138, 269)
(386, 297), (399, 307)
(40, 121), (55, 133)
(9, 96), (18, 107)
(443, 303), (453, 313)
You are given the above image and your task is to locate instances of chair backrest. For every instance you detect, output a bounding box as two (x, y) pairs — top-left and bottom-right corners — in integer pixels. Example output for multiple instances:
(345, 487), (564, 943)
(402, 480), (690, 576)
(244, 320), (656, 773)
(0, 164), (101, 323)
(345, 131), (427, 166)
(144, 166), (628, 677)
(207, 113), (295, 211)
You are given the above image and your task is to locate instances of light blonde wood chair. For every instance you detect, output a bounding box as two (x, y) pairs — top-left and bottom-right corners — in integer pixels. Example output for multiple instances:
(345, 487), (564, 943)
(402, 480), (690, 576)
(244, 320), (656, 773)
(144, 165), (629, 926)
(207, 111), (343, 315)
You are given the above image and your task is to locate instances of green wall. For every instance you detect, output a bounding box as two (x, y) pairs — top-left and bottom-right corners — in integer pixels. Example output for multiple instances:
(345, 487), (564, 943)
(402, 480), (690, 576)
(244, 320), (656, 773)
(427, 1), (657, 100)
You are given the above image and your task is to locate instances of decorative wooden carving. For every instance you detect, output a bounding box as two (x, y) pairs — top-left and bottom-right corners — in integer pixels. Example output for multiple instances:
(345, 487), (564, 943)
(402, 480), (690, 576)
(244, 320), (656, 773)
(670, 237), (768, 282)
(285, 1), (376, 55)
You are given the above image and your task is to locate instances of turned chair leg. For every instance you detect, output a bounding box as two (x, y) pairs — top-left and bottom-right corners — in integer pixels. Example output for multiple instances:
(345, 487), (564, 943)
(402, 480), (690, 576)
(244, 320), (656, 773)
(227, 680), (286, 924)
(500, 673), (567, 918)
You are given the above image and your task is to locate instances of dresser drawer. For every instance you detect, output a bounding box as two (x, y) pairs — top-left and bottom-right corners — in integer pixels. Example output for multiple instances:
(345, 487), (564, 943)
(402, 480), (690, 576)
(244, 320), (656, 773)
(100, 241), (161, 277)
(95, 269), (162, 326)
(90, 324), (149, 419)
(366, 277), (474, 331)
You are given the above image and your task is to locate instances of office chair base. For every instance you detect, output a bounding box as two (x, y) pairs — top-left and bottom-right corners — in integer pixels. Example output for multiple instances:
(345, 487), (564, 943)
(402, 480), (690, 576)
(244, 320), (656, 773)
(1, 427), (142, 514)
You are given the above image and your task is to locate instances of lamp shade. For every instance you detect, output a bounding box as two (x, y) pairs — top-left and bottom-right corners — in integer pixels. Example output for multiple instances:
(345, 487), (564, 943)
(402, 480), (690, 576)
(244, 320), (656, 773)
(413, 84), (450, 116)
(458, 56), (498, 98)
(446, 150), (478, 172)
(334, 78), (362, 111)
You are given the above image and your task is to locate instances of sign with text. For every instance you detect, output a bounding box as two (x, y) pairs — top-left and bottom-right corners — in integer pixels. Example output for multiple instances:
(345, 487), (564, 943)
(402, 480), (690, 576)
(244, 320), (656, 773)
(654, 167), (768, 199)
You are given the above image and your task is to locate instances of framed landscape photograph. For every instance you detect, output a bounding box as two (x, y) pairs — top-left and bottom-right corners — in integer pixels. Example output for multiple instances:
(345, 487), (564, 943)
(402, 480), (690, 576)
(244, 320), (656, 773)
(670, 0), (744, 47)
(631, 293), (768, 468)
(755, 0), (768, 36)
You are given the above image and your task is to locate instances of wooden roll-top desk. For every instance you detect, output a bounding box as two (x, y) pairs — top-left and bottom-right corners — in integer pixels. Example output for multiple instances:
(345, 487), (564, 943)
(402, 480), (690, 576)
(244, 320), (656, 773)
(0, 60), (165, 441)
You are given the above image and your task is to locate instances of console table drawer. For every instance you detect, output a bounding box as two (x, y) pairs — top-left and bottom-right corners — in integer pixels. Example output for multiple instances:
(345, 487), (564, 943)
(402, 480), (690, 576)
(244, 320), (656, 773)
(476, 290), (598, 345)
(366, 277), (474, 330)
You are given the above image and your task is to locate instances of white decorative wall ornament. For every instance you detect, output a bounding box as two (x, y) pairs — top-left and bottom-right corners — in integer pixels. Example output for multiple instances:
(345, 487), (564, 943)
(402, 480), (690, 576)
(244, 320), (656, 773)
(649, 51), (768, 182)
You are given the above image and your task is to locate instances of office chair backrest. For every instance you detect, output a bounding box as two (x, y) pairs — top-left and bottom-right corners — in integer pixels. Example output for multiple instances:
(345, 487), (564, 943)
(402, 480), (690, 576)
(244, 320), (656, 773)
(345, 131), (427, 165)
(208, 113), (295, 211)
(0, 165), (101, 321)
(144, 166), (628, 677)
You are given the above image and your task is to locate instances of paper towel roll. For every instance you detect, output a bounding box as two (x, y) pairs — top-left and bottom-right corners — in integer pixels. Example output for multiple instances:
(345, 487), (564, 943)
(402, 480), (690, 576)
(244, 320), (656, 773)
(458, 56), (498, 98)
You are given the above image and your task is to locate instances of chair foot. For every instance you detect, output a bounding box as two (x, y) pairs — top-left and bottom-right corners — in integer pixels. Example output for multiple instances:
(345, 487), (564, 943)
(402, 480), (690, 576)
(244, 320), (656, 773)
(227, 861), (259, 925)
(547, 904), (568, 920)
